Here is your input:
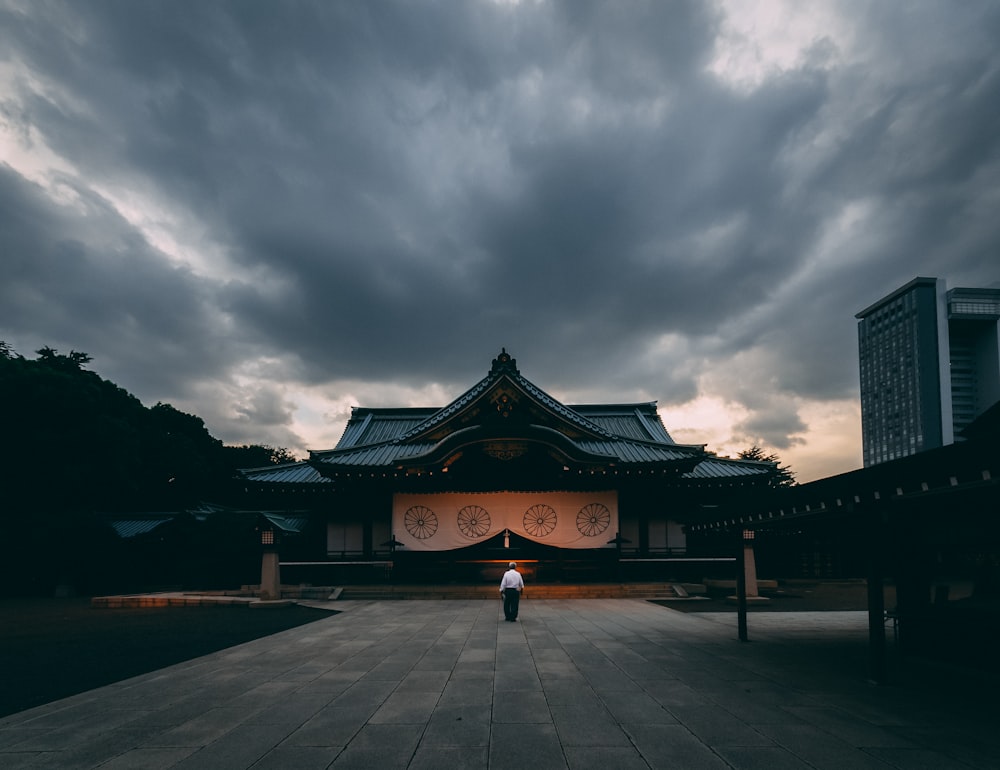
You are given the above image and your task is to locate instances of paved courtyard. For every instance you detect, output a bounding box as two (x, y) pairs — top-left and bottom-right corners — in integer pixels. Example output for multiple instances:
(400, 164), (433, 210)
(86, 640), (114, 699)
(1, 598), (996, 768)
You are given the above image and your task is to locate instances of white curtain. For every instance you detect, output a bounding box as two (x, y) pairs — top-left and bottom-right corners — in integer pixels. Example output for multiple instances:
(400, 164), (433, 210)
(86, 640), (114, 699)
(392, 490), (619, 552)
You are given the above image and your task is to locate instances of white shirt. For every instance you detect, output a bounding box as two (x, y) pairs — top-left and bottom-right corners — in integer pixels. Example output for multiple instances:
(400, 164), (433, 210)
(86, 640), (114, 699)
(500, 569), (524, 591)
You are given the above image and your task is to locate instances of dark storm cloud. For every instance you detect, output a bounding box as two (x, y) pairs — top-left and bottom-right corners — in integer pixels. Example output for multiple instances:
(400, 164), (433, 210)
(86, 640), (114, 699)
(1, 0), (999, 467)
(0, 165), (241, 398)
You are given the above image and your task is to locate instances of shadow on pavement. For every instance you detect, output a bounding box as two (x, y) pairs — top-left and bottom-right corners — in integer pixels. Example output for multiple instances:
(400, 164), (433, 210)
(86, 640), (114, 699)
(0, 597), (335, 717)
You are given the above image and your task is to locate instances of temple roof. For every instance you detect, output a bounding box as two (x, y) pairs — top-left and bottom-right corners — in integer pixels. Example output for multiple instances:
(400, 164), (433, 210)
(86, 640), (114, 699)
(241, 349), (773, 485)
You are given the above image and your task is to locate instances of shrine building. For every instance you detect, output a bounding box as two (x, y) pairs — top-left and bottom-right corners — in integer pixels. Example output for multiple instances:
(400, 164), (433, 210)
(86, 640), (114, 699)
(240, 349), (776, 584)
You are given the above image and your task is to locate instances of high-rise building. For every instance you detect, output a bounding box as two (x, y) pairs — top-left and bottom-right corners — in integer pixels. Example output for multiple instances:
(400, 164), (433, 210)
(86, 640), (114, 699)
(856, 277), (1000, 467)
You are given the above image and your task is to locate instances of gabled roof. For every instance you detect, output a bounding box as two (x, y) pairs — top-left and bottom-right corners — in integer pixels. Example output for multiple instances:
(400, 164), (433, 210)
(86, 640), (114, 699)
(331, 402), (677, 450)
(240, 461), (332, 485)
(241, 349), (772, 485)
(306, 349), (704, 471)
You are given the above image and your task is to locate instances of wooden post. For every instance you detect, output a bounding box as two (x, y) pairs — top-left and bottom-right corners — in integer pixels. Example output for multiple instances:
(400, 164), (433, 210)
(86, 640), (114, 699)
(736, 530), (749, 642)
(866, 513), (888, 684)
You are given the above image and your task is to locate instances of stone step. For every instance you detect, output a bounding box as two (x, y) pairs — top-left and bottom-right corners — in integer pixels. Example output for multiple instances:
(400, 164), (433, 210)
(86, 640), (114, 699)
(337, 583), (700, 600)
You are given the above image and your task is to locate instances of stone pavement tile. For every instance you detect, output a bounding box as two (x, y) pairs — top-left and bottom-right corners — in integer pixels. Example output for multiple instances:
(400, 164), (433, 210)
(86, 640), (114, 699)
(452, 661), (496, 679)
(549, 703), (631, 747)
(250, 745), (343, 769)
(713, 745), (818, 770)
(310, 666), (371, 686)
(328, 723), (423, 769)
(623, 723), (730, 769)
(439, 678), (494, 707)
(294, 676), (360, 697)
(563, 745), (651, 770)
(369, 691), (440, 724)
(494, 669), (542, 692)
(244, 692), (334, 726)
(595, 649), (657, 678)
(524, 635), (562, 650)
(557, 647), (606, 666)
(782, 705), (919, 748)
(890, 726), (1000, 770)
(597, 690), (678, 724)
(711, 698), (807, 726)
(3, 700), (125, 732)
(91, 746), (200, 770)
(464, 636), (497, 651)
(281, 662), (334, 682)
(284, 705), (375, 747)
(496, 648), (530, 666)
(323, 640), (371, 657)
(725, 679), (821, 708)
(396, 670), (451, 693)
(492, 690), (550, 722)
(839, 693), (931, 727)
(407, 745), (489, 769)
(675, 667), (759, 694)
(581, 668), (644, 694)
(229, 679), (301, 707)
(144, 705), (251, 748)
(457, 649), (495, 666)
(669, 705), (774, 747)
(168, 722), (290, 769)
(14, 725), (172, 770)
(423, 642), (465, 655)
(489, 723), (566, 770)
(328, 678), (397, 709)
(534, 660), (580, 678)
(413, 654), (460, 671)
(421, 704), (491, 746)
(754, 724), (895, 769)
(113, 698), (230, 734)
(4, 709), (154, 753)
(529, 645), (573, 660)
(366, 660), (417, 679)
(864, 747), (980, 770)
(639, 678), (715, 708)
(0, 749), (49, 769)
(0, 728), (48, 750)
(540, 679), (602, 707)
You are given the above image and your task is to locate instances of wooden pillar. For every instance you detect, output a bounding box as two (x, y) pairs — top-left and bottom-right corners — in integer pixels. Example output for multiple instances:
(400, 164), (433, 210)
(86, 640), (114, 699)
(866, 511), (888, 684)
(363, 520), (373, 557)
(736, 530), (749, 642)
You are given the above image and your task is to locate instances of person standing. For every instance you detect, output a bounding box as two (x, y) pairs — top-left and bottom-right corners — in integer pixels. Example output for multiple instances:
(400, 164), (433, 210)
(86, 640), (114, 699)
(499, 561), (524, 621)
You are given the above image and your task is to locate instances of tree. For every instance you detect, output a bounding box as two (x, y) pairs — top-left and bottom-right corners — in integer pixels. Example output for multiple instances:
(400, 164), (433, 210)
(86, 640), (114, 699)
(0, 341), (19, 360)
(738, 445), (796, 488)
(0, 343), (302, 594)
(223, 444), (299, 469)
(35, 346), (93, 372)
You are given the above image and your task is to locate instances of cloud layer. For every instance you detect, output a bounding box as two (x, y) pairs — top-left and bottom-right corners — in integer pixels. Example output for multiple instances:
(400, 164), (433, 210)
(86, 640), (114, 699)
(2, 0), (999, 480)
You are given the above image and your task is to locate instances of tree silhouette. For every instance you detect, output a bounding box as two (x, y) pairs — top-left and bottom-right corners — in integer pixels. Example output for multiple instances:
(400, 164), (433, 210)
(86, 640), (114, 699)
(738, 445), (796, 488)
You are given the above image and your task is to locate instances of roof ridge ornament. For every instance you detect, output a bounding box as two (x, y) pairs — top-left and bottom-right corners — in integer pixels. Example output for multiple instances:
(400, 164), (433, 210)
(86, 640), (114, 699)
(490, 348), (519, 376)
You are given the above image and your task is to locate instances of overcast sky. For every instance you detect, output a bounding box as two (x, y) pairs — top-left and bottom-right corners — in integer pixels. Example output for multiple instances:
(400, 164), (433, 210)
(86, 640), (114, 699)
(2, 1), (998, 482)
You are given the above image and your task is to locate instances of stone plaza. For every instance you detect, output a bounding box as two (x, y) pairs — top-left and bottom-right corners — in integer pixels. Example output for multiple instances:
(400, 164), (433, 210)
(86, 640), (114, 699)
(1, 598), (997, 768)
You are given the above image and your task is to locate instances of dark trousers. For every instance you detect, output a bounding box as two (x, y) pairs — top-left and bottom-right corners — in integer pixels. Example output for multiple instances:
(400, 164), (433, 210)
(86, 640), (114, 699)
(503, 588), (520, 620)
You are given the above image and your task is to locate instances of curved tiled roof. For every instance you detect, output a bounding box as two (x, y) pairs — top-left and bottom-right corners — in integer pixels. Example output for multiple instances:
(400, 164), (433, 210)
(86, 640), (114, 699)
(682, 456), (773, 479)
(331, 408), (437, 451)
(241, 350), (772, 484)
(574, 404), (677, 444)
(241, 462), (332, 484)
